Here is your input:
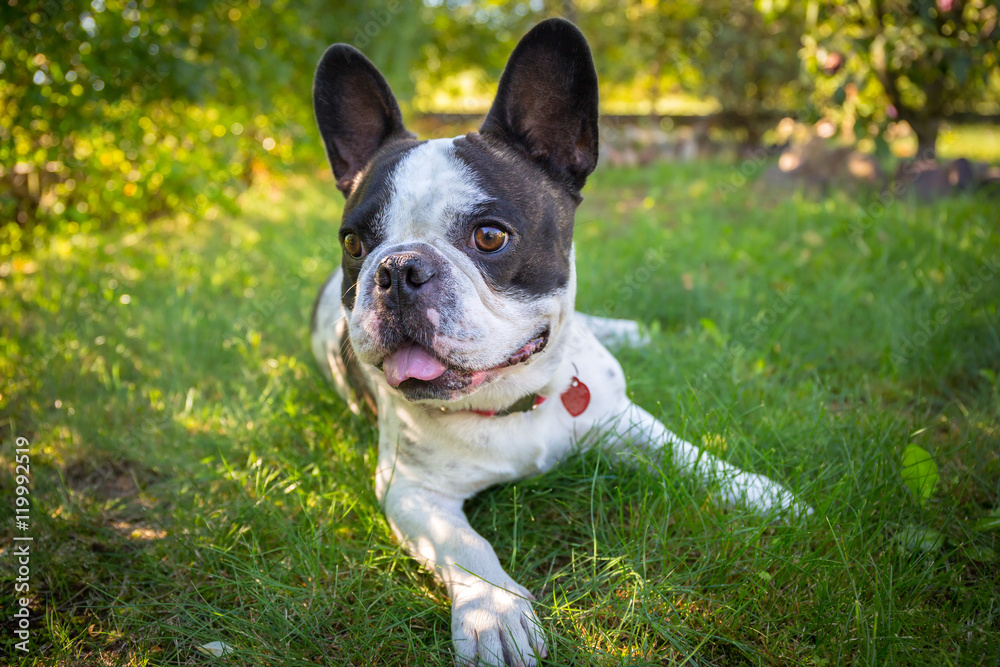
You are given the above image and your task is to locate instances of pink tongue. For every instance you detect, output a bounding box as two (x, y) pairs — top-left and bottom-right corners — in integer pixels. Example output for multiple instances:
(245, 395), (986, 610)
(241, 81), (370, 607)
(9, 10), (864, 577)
(383, 345), (448, 387)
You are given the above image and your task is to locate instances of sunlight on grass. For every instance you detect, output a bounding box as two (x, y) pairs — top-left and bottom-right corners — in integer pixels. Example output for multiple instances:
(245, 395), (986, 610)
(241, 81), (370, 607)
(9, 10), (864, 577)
(938, 125), (1000, 163)
(2, 165), (998, 665)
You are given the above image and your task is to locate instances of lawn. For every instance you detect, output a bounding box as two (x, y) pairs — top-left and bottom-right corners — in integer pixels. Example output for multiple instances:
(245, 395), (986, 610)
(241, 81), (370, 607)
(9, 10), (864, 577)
(1, 160), (998, 666)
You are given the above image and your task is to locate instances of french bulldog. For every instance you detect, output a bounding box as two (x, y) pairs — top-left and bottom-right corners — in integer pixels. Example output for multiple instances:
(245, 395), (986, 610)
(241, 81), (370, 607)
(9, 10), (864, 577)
(310, 18), (810, 667)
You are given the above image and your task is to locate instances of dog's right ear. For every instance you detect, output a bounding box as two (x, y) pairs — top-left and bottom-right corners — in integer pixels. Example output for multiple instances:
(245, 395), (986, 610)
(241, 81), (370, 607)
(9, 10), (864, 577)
(313, 45), (412, 197)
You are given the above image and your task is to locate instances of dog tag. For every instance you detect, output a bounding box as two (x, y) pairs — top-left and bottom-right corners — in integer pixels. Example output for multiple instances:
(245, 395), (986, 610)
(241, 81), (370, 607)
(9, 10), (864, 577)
(561, 377), (590, 417)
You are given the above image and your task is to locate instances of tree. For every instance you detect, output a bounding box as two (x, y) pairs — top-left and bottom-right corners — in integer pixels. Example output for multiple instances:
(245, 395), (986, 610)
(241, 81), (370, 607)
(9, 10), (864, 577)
(417, 1), (809, 146)
(680, 0), (808, 146)
(803, 0), (1000, 156)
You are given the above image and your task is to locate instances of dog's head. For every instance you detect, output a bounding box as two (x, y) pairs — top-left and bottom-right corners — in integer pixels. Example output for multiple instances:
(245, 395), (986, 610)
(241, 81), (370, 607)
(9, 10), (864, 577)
(314, 18), (598, 409)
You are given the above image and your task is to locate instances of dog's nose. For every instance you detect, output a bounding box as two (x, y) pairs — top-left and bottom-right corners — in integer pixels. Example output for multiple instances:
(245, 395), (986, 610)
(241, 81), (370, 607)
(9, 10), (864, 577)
(375, 253), (436, 301)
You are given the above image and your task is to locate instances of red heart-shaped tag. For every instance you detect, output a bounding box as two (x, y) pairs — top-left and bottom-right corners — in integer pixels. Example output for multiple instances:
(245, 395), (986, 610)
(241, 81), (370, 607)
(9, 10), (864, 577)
(561, 377), (590, 417)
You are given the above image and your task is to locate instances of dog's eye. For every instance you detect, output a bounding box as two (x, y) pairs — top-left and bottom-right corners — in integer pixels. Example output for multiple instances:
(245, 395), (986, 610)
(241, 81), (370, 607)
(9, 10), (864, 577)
(473, 226), (508, 253)
(343, 233), (366, 259)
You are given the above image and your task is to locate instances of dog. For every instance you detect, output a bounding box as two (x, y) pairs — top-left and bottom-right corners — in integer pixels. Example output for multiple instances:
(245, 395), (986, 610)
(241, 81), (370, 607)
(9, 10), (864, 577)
(309, 18), (810, 666)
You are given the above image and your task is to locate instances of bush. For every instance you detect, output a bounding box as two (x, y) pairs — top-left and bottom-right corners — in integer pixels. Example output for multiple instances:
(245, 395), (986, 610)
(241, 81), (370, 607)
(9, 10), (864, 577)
(0, 0), (325, 258)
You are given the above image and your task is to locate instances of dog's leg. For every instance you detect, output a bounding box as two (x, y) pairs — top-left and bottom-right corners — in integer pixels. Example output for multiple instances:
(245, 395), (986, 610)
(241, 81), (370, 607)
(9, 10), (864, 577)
(603, 403), (812, 517)
(378, 472), (546, 666)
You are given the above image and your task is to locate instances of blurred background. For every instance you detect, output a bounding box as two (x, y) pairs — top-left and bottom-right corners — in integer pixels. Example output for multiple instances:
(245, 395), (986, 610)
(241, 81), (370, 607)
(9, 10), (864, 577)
(2, 0), (999, 258)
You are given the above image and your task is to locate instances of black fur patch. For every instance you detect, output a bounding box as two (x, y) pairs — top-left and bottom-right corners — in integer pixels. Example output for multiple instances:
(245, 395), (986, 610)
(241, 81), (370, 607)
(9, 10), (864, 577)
(479, 18), (599, 192)
(452, 132), (577, 297)
(313, 44), (414, 195)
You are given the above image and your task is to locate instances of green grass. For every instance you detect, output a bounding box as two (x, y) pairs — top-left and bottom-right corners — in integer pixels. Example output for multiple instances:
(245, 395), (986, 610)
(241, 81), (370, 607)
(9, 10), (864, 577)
(2, 162), (998, 666)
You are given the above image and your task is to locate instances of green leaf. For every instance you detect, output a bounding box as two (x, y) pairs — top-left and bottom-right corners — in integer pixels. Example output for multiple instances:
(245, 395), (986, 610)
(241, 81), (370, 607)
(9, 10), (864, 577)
(700, 319), (726, 347)
(832, 83), (847, 105)
(900, 444), (938, 505)
(894, 525), (945, 554)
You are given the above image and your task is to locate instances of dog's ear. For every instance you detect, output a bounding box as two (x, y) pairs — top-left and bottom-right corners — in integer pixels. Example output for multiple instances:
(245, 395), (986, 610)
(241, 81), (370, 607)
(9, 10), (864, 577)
(480, 18), (599, 192)
(313, 44), (412, 196)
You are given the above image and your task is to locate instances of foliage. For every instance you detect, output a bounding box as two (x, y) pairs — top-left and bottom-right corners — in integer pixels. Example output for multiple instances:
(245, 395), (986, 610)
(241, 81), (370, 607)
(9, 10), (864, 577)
(418, 1), (811, 132)
(0, 0), (431, 258)
(801, 0), (1000, 155)
(678, 0), (808, 142)
(423, 1), (1000, 150)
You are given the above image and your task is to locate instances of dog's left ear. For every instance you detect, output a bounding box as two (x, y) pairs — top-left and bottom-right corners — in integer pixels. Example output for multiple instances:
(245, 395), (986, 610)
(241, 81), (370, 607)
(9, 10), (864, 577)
(480, 18), (599, 192)
(313, 44), (413, 196)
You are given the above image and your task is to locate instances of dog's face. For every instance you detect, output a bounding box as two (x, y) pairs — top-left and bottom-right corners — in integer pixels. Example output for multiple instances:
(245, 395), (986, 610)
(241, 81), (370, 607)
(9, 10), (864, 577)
(314, 21), (598, 408)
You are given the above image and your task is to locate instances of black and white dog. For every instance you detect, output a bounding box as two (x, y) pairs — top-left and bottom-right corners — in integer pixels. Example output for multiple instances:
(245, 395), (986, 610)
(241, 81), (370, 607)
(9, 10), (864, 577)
(310, 18), (809, 666)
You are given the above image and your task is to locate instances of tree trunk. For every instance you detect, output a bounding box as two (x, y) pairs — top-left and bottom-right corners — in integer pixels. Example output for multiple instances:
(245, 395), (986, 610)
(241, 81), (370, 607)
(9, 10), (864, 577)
(739, 121), (764, 156)
(909, 117), (940, 160)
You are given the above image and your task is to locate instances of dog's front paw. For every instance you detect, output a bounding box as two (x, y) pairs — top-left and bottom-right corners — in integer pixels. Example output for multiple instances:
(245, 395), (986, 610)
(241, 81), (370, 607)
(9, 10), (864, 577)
(731, 472), (814, 518)
(452, 581), (546, 667)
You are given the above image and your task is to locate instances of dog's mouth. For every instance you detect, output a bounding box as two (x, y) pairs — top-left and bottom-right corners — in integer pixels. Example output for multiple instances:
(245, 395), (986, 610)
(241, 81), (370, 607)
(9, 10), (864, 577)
(378, 328), (549, 397)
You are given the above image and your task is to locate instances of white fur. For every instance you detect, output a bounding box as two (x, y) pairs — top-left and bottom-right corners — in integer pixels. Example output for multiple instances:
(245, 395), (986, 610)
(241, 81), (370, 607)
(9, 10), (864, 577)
(381, 138), (486, 242)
